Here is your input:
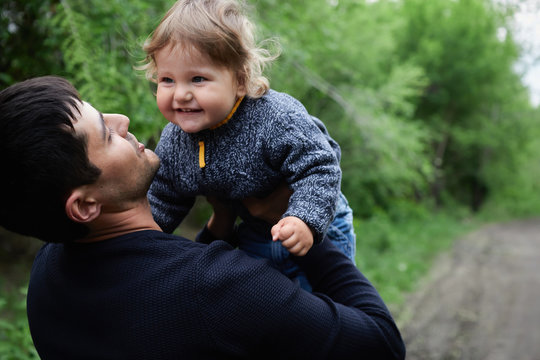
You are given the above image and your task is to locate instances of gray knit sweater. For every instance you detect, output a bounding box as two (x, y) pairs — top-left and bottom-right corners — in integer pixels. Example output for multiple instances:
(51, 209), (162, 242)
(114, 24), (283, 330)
(148, 90), (341, 243)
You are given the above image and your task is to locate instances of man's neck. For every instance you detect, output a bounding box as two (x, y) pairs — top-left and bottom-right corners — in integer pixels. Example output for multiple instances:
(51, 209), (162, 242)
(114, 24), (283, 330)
(77, 200), (162, 243)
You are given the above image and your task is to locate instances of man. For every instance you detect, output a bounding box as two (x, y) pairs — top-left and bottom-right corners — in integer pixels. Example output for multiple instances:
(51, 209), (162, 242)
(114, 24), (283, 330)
(0, 76), (405, 359)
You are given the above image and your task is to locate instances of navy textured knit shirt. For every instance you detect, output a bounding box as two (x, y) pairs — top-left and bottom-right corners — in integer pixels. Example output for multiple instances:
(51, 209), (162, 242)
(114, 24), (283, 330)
(149, 90), (341, 243)
(27, 230), (405, 359)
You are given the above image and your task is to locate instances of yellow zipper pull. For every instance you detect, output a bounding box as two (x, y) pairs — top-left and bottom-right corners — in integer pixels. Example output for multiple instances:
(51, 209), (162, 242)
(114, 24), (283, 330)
(198, 141), (206, 168)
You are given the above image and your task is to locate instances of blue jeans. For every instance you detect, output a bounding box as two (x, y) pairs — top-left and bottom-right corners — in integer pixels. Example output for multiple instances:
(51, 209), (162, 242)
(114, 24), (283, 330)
(236, 192), (356, 291)
(327, 193), (356, 265)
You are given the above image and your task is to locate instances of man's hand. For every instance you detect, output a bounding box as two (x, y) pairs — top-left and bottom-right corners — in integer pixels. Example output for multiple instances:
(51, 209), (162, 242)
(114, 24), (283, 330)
(271, 216), (313, 256)
(242, 183), (292, 224)
(242, 184), (313, 255)
(206, 196), (236, 239)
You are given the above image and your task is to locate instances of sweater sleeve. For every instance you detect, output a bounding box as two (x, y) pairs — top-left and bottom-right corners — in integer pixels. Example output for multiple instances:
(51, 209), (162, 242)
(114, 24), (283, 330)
(195, 240), (405, 359)
(264, 111), (342, 244)
(148, 124), (196, 233)
(311, 115), (341, 163)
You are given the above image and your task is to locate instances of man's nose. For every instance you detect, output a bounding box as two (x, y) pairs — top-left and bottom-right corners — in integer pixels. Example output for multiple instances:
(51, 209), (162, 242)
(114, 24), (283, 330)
(103, 113), (130, 138)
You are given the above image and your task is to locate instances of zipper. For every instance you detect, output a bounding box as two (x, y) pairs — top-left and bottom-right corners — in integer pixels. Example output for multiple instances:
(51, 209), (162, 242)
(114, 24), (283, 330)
(197, 96), (244, 169)
(198, 140), (206, 168)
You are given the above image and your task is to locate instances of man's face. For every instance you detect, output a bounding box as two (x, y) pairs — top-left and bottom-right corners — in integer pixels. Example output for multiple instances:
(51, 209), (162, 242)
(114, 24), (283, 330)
(73, 102), (160, 210)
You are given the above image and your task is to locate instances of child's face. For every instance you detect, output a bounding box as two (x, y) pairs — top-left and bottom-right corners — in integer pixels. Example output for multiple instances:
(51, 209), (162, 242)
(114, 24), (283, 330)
(155, 43), (246, 133)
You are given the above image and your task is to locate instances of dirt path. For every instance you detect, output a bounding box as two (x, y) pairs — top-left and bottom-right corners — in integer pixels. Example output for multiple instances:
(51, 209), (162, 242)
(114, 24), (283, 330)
(399, 218), (540, 360)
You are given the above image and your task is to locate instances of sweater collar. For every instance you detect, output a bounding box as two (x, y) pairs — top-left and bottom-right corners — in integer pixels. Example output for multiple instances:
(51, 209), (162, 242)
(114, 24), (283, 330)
(209, 96), (244, 130)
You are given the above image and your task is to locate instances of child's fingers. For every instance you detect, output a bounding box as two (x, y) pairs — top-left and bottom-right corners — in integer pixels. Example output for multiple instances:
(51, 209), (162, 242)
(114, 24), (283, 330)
(277, 222), (296, 241)
(271, 221), (283, 241)
(281, 235), (308, 255)
(273, 216), (313, 256)
(286, 242), (309, 256)
(272, 219), (297, 241)
(280, 235), (297, 249)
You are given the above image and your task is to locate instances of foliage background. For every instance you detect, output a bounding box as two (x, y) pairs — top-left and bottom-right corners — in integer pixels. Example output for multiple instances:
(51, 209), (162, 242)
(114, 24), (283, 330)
(2, 0), (540, 357)
(2, 0), (539, 216)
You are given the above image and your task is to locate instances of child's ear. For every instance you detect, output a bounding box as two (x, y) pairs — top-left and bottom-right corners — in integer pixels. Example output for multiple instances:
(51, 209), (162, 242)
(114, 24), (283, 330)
(65, 189), (102, 223)
(236, 84), (247, 98)
(236, 70), (248, 97)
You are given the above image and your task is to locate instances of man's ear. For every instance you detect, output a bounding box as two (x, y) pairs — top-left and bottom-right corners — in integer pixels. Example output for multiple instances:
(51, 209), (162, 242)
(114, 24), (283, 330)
(65, 190), (102, 223)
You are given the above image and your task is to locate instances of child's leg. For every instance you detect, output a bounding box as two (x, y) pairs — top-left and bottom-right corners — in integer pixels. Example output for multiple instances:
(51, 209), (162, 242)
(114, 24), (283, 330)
(236, 221), (312, 291)
(269, 239), (312, 292)
(327, 192), (357, 264)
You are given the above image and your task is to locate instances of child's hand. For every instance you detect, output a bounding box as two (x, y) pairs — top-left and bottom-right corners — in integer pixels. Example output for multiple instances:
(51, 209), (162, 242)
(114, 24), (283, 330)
(271, 216), (313, 256)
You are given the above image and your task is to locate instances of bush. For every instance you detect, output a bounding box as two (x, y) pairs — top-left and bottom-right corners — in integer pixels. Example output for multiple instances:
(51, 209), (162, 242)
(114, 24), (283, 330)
(0, 287), (38, 359)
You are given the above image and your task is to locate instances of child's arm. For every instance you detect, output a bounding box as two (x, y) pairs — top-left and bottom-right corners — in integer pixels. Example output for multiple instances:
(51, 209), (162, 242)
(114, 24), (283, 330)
(148, 168), (195, 234)
(264, 111), (342, 245)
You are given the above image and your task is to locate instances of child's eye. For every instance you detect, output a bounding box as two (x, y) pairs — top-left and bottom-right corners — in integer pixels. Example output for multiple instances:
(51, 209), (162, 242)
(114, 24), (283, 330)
(192, 76), (206, 83)
(159, 77), (174, 84)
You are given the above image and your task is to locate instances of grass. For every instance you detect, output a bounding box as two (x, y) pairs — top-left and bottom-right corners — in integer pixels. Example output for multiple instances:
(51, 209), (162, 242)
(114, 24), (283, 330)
(357, 193), (540, 316)
(354, 203), (478, 310)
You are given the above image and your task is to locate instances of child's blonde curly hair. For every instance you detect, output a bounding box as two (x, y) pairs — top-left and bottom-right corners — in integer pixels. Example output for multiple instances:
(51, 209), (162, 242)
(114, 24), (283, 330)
(141, 0), (279, 98)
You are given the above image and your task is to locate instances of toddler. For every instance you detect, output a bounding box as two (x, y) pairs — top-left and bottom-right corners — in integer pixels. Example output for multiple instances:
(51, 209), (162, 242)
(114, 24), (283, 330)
(144, 0), (356, 289)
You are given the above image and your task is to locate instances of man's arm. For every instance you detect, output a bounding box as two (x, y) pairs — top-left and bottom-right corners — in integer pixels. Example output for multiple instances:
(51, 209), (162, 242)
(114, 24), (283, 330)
(197, 196), (237, 245)
(295, 240), (406, 359)
(237, 183), (404, 357)
(196, 240), (405, 359)
(241, 182), (292, 223)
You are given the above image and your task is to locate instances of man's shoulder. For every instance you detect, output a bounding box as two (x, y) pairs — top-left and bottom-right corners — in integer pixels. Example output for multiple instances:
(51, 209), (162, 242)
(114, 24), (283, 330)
(33, 231), (207, 262)
(30, 231), (242, 296)
(33, 231), (278, 288)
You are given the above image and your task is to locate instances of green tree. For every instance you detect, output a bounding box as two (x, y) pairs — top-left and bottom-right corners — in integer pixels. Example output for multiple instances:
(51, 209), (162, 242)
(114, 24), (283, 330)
(2, 0), (539, 217)
(0, 1), (64, 86)
(394, 0), (528, 210)
(1, 0), (173, 144)
(253, 0), (433, 215)
(49, 0), (172, 143)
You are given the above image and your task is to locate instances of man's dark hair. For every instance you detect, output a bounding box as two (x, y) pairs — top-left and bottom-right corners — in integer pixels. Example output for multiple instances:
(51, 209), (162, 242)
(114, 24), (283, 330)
(0, 76), (101, 242)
